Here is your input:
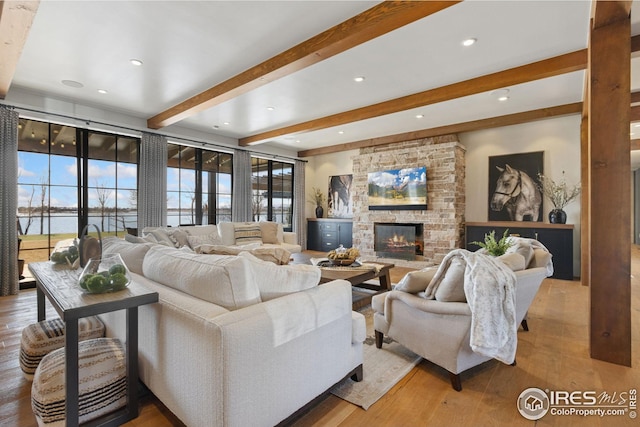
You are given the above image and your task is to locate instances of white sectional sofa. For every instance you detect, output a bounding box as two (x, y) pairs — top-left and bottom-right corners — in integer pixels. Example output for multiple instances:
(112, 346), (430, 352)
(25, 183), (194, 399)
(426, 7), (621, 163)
(139, 221), (302, 254)
(98, 238), (365, 427)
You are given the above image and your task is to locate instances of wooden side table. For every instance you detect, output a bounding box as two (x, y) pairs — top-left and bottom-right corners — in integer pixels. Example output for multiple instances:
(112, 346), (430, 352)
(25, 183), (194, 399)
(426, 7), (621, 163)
(29, 262), (158, 427)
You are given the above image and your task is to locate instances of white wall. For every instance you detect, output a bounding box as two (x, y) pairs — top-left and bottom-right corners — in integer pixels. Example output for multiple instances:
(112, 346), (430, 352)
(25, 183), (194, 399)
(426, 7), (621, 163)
(303, 149), (358, 218)
(459, 114), (582, 274)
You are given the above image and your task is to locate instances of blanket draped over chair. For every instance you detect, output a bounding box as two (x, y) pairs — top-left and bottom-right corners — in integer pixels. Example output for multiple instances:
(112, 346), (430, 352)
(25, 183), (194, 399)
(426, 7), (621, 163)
(425, 249), (517, 364)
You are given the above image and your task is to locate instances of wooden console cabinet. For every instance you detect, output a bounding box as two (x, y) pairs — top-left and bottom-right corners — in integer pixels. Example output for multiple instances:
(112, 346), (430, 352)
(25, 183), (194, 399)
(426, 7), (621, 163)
(465, 221), (574, 280)
(307, 218), (353, 251)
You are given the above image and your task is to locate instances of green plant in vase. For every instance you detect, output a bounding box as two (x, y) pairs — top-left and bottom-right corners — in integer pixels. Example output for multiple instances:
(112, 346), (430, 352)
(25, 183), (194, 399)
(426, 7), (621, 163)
(470, 229), (513, 256)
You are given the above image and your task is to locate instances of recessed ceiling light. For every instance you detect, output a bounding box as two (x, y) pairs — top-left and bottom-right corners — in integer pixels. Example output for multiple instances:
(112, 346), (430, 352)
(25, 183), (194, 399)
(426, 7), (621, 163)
(61, 80), (83, 88)
(498, 96), (509, 102)
(266, 106), (275, 111)
(130, 59), (143, 66)
(462, 38), (477, 47)
(338, 131), (344, 135)
(97, 89), (108, 94)
(295, 140), (301, 143)
(416, 114), (424, 119)
(354, 76), (365, 83)
(223, 121), (230, 125)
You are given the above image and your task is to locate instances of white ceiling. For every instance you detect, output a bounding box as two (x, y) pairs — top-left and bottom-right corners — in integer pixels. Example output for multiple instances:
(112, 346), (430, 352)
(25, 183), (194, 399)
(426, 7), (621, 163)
(6, 1), (640, 160)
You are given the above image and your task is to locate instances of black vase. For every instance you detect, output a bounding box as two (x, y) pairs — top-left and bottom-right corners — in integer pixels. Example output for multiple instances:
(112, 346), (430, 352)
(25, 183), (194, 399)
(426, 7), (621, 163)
(315, 206), (324, 218)
(549, 208), (567, 224)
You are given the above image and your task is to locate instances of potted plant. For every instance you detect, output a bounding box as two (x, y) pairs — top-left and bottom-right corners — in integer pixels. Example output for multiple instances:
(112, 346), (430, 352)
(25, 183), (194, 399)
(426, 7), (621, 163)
(308, 187), (326, 218)
(537, 172), (581, 224)
(470, 229), (513, 256)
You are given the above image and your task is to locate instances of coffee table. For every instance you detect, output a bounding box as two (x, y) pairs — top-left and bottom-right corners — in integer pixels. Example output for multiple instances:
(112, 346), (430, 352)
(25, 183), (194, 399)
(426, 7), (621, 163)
(29, 262), (158, 427)
(291, 253), (394, 309)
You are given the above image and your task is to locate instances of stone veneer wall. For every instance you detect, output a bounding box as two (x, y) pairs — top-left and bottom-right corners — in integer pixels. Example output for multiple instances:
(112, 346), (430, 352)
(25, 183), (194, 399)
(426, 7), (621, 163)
(351, 135), (465, 268)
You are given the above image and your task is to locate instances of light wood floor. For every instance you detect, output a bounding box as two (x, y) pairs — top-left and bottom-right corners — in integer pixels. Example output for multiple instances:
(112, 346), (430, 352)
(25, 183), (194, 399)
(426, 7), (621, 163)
(3, 251), (640, 426)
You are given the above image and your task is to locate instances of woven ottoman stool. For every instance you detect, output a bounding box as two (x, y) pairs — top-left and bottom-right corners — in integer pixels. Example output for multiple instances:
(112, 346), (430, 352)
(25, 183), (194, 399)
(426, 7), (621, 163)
(31, 337), (126, 427)
(20, 316), (105, 380)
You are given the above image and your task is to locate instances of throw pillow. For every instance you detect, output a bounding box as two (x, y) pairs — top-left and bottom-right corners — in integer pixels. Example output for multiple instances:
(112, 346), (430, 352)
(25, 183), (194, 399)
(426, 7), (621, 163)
(259, 221), (280, 244)
(168, 229), (190, 248)
(234, 224), (262, 246)
(507, 242), (534, 267)
(394, 267), (438, 293)
(124, 234), (153, 244)
(434, 257), (467, 302)
(147, 229), (175, 247)
(497, 252), (526, 271)
(530, 248), (553, 269)
(187, 232), (223, 248)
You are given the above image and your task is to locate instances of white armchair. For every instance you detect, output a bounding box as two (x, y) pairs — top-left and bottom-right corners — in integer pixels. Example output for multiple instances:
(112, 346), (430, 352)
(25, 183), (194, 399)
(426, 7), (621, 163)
(372, 247), (551, 391)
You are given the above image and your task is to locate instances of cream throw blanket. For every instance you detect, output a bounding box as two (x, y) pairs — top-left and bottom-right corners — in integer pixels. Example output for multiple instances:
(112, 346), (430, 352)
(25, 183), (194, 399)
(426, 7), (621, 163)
(425, 249), (517, 364)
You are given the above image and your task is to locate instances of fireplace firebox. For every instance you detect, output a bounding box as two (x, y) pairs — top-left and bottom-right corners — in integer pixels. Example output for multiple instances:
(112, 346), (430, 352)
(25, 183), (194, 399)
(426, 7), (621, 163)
(374, 223), (424, 261)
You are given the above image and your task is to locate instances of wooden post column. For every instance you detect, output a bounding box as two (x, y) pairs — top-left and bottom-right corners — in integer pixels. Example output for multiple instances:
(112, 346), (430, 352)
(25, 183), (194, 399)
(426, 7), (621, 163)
(588, 1), (632, 366)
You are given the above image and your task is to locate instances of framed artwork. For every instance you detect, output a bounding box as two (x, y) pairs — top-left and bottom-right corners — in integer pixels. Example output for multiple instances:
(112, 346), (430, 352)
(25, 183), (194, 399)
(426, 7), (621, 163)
(367, 166), (427, 211)
(328, 174), (353, 218)
(488, 151), (543, 222)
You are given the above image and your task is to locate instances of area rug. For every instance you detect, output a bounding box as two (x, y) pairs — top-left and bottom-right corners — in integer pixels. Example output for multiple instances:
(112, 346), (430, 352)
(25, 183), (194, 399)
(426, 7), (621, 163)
(330, 306), (422, 410)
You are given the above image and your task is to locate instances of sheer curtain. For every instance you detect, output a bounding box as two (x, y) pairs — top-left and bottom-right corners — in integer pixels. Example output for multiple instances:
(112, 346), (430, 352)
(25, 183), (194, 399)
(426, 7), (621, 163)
(138, 132), (167, 231)
(232, 149), (252, 222)
(0, 105), (19, 295)
(293, 160), (306, 248)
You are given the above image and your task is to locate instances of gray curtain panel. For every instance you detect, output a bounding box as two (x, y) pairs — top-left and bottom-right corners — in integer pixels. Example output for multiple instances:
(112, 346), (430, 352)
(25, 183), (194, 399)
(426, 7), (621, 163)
(293, 160), (306, 249)
(232, 149), (252, 222)
(138, 132), (167, 231)
(0, 105), (19, 296)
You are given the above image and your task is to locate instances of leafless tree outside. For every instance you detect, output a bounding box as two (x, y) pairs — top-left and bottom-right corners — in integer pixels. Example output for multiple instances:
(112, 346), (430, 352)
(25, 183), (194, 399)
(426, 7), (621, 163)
(21, 185), (36, 235)
(252, 193), (264, 222)
(95, 180), (113, 232)
(38, 176), (48, 235)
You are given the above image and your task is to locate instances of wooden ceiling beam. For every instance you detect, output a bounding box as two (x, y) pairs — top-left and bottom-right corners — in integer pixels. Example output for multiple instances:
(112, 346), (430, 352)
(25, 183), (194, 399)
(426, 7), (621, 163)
(146, 1), (460, 130)
(298, 102), (583, 157)
(0, 0), (40, 99)
(241, 49), (587, 146)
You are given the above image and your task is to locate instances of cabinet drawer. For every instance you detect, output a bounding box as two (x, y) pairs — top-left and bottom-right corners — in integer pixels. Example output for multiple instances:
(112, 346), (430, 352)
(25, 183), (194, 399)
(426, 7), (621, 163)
(322, 238), (338, 248)
(322, 231), (336, 239)
(320, 223), (337, 232)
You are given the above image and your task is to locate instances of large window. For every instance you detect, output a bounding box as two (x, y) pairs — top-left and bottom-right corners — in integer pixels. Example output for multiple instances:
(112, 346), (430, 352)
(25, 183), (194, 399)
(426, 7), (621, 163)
(251, 157), (293, 230)
(17, 119), (139, 264)
(167, 143), (232, 226)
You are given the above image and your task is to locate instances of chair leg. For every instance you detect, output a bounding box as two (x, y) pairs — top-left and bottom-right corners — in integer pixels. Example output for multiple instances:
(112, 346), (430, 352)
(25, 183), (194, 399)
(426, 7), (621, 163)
(375, 330), (384, 348)
(511, 357), (517, 367)
(521, 319), (529, 331)
(449, 373), (462, 391)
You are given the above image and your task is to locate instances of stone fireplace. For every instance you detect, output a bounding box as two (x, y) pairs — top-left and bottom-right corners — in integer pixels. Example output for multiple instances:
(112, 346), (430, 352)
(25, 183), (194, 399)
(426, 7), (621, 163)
(374, 223), (424, 261)
(351, 135), (465, 268)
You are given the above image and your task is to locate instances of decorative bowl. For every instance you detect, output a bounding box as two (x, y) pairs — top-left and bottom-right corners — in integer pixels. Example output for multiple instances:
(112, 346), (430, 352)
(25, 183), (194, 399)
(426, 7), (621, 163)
(78, 253), (131, 294)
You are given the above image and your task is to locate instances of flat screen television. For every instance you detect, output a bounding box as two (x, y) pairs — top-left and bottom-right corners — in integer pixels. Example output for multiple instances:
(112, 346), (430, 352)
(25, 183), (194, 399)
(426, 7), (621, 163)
(367, 166), (427, 211)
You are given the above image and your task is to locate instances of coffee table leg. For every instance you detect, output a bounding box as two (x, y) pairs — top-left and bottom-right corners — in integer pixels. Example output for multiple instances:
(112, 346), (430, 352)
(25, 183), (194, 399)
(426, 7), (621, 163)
(379, 270), (392, 291)
(126, 307), (140, 419)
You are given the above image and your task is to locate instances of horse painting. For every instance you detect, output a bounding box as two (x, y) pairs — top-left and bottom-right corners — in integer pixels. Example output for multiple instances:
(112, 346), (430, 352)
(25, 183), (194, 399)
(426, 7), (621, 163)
(329, 175), (353, 218)
(490, 164), (542, 221)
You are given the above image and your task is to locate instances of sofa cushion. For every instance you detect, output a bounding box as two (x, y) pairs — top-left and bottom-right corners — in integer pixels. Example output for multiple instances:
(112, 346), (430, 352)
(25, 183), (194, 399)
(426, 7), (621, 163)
(497, 252), (526, 271)
(238, 252), (320, 301)
(259, 221), (280, 244)
(142, 245), (262, 310)
(234, 223), (263, 246)
(187, 231), (223, 248)
(434, 257), (466, 302)
(196, 244), (291, 265)
(395, 266), (438, 293)
(102, 237), (154, 275)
